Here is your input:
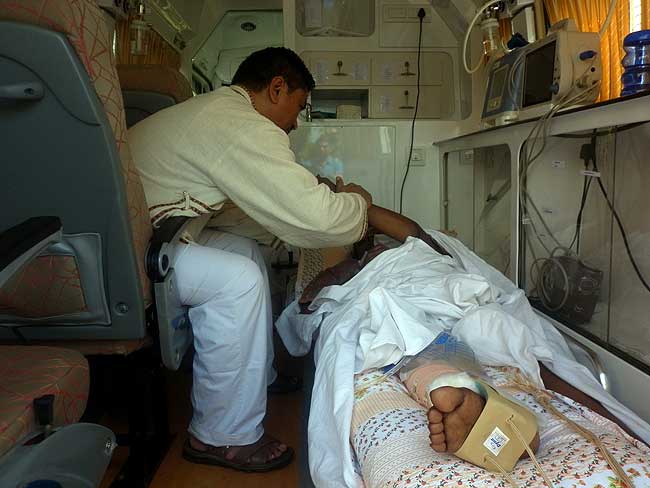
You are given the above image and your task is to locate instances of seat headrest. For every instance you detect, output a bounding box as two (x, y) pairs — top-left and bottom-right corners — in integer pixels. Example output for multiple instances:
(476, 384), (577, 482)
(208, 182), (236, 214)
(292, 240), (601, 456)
(117, 64), (192, 103)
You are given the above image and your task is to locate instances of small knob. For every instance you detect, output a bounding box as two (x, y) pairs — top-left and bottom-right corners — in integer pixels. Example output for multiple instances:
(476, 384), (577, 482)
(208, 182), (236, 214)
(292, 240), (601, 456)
(550, 82), (560, 95)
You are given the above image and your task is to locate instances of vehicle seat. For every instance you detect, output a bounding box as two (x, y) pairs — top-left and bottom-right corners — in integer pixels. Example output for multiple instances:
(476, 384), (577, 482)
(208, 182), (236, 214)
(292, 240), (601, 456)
(0, 2), (197, 483)
(0, 345), (114, 487)
(0, 0), (152, 348)
(0, 0), (193, 367)
(117, 64), (193, 128)
(0, 345), (88, 457)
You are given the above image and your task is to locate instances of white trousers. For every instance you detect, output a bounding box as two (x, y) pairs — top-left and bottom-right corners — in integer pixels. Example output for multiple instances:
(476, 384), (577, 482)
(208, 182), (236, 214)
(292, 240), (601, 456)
(172, 229), (276, 446)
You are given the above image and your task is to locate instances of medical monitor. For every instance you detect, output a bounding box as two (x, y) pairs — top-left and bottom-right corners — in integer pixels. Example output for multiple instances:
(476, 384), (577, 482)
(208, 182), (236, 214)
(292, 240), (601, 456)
(481, 20), (601, 127)
(522, 40), (557, 108)
(487, 65), (509, 104)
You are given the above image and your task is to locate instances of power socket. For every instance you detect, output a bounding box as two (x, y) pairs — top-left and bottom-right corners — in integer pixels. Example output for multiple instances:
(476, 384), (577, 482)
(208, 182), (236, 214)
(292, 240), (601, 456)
(410, 147), (427, 166)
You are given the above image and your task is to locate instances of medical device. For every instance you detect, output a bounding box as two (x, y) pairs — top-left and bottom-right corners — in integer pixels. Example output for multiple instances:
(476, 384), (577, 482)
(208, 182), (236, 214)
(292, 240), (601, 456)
(462, 0), (536, 75)
(534, 253), (603, 326)
(482, 19), (602, 126)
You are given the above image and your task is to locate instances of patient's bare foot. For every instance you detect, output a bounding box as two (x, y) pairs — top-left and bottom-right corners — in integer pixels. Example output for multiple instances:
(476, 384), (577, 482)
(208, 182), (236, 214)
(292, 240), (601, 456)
(428, 386), (485, 453)
(427, 387), (540, 456)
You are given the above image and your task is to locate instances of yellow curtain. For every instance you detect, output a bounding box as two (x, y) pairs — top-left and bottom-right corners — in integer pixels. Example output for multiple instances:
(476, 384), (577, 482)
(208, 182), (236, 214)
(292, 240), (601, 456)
(115, 14), (181, 69)
(643, 0), (650, 28)
(544, 0), (630, 101)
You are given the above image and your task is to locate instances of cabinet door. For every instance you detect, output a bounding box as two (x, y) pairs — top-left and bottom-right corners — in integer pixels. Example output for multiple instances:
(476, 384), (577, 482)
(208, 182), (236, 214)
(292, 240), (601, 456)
(303, 52), (371, 86)
(369, 85), (453, 119)
(371, 52), (451, 85)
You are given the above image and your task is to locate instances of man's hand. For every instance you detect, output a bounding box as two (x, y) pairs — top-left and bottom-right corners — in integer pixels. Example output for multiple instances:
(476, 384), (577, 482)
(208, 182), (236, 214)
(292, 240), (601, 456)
(316, 175), (337, 192)
(335, 177), (372, 208)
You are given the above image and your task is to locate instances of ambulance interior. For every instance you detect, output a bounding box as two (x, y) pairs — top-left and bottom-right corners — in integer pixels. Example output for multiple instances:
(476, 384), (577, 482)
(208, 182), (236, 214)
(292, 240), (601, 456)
(1, 0), (650, 487)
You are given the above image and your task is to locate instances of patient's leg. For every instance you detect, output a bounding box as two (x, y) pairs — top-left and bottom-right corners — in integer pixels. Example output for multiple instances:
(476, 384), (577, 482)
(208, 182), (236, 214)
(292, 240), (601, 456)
(539, 363), (642, 442)
(427, 387), (540, 455)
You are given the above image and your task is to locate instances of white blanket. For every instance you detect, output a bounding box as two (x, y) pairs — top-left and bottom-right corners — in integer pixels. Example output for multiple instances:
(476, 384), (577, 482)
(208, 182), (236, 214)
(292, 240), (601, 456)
(276, 233), (650, 488)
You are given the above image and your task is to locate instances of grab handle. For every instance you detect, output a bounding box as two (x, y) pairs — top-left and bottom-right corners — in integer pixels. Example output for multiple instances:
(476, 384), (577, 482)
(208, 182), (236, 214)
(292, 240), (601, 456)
(0, 82), (44, 101)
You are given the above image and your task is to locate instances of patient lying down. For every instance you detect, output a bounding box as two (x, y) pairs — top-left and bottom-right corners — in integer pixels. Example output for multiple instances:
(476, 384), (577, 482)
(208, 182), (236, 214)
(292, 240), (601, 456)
(300, 208), (539, 472)
(299, 205), (643, 480)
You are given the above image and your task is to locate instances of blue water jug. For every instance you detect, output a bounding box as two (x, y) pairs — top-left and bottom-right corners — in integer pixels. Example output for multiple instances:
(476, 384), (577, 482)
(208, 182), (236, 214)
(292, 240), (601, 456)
(621, 30), (650, 96)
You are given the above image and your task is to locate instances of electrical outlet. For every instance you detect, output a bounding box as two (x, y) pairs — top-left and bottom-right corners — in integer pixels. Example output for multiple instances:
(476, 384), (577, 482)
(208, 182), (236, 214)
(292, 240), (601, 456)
(410, 147), (426, 166)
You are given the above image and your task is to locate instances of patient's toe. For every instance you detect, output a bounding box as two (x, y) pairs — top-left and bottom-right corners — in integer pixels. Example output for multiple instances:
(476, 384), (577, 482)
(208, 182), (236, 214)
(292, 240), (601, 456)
(427, 407), (446, 451)
(431, 386), (466, 413)
(428, 386), (485, 453)
(427, 407), (443, 424)
(429, 431), (446, 452)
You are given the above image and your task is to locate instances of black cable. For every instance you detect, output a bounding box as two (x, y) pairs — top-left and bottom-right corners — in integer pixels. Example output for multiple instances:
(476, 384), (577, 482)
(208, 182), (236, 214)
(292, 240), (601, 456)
(567, 123), (648, 252)
(590, 133), (650, 293)
(569, 176), (592, 251)
(398, 9), (425, 215)
(569, 148), (595, 251)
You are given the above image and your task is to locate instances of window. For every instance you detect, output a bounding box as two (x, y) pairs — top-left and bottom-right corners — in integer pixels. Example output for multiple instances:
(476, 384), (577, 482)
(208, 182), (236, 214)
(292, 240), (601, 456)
(630, 0), (642, 32)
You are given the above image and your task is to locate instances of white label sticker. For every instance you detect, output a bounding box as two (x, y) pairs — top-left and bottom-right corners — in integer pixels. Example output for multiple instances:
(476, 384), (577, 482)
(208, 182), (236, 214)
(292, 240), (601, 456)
(314, 61), (328, 83)
(352, 63), (369, 81)
(580, 170), (601, 178)
(381, 64), (393, 82)
(379, 95), (392, 113)
(483, 427), (510, 456)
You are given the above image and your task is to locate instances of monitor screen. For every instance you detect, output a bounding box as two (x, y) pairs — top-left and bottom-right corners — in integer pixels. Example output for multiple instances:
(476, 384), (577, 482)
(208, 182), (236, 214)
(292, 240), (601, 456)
(523, 40), (556, 107)
(488, 65), (509, 102)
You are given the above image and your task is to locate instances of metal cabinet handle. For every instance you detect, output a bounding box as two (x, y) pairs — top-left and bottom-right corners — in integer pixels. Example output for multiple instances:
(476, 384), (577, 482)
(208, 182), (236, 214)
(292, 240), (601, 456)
(399, 89), (414, 109)
(400, 61), (415, 76)
(332, 60), (348, 77)
(0, 82), (44, 101)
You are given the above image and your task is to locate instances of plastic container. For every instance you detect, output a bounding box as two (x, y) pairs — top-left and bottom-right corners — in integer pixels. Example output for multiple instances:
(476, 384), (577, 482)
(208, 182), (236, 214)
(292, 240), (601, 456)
(621, 30), (650, 96)
(397, 331), (483, 382)
(379, 331), (482, 379)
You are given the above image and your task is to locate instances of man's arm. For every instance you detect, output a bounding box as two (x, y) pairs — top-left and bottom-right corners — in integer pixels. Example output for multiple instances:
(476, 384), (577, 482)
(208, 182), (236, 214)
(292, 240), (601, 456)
(323, 175), (447, 256)
(209, 125), (370, 248)
(366, 206), (450, 257)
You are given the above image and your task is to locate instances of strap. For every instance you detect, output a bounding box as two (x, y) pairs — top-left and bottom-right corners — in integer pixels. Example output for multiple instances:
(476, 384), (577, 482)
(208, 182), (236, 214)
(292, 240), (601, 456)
(485, 455), (519, 488)
(508, 417), (554, 488)
(234, 434), (280, 464)
(509, 372), (633, 488)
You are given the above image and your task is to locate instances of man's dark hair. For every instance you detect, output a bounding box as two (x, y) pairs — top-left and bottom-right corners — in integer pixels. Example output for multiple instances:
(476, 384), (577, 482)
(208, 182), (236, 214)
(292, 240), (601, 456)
(232, 47), (315, 92)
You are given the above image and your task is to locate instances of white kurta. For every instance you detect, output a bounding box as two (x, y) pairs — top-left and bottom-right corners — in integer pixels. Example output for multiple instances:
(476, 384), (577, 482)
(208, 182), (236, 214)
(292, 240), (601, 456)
(128, 85), (369, 448)
(129, 85), (367, 248)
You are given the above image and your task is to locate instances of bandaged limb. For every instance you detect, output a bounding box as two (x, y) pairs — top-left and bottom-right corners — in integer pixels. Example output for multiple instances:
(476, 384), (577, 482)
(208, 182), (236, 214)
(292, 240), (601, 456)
(401, 362), (540, 474)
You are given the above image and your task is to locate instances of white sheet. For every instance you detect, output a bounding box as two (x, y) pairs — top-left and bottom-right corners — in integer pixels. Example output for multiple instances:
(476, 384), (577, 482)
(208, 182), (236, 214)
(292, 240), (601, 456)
(276, 233), (650, 488)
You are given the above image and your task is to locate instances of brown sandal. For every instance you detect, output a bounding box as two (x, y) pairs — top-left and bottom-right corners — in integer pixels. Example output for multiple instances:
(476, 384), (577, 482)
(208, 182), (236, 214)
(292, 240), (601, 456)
(182, 434), (294, 473)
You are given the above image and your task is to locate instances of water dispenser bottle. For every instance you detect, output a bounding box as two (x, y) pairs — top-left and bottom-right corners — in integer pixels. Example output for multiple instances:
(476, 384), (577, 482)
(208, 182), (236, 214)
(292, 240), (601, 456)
(621, 30), (650, 96)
